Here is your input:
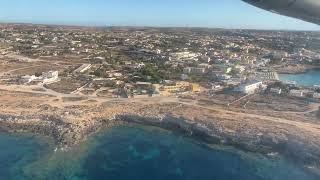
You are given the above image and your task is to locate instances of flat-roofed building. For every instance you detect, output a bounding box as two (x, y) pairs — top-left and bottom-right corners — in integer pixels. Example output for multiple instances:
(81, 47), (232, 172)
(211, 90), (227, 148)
(313, 93), (320, 99)
(237, 81), (263, 94)
(74, 64), (92, 73)
(270, 88), (282, 95)
(20, 75), (38, 84)
(289, 90), (305, 97)
(42, 71), (59, 84)
(183, 67), (207, 75)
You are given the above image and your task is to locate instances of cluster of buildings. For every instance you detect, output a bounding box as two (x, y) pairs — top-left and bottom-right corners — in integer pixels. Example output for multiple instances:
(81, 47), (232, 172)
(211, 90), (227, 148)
(21, 71), (60, 85)
(155, 81), (201, 96)
(0, 24), (319, 99)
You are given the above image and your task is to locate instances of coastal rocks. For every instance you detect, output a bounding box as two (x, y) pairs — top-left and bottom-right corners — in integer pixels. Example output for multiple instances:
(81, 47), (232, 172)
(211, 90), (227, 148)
(116, 114), (320, 168)
(275, 65), (317, 74)
(0, 114), (27, 121)
(117, 114), (232, 145)
(0, 113), (71, 145)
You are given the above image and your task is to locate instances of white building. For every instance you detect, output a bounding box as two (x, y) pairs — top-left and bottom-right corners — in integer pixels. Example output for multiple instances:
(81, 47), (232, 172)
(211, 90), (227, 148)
(20, 75), (38, 84)
(112, 73), (123, 78)
(258, 72), (280, 81)
(136, 63), (145, 69)
(289, 90), (305, 97)
(155, 49), (162, 54)
(74, 64), (92, 73)
(234, 65), (246, 73)
(217, 74), (231, 80)
(313, 93), (320, 99)
(183, 67), (207, 75)
(226, 67), (232, 74)
(180, 74), (189, 80)
(21, 71), (59, 85)
(198, 63), (212, 69)
(237, 81), (263, 94)
(42, 71), (59, 84)
(170, 52), (199, 61)
(270, 88), (282, 95)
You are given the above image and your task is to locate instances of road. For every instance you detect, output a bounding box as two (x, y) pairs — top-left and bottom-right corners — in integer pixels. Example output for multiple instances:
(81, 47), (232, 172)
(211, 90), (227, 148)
(0, 84), (178, 106)
(0, 83), (319, 136)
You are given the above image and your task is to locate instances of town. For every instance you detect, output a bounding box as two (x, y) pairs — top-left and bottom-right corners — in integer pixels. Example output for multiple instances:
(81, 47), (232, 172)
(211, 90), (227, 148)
(0, 24), (319, 103)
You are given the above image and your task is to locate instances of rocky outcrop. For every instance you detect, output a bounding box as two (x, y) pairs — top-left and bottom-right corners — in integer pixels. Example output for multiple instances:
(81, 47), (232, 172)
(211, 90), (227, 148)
(0, 114), (68, 144)
(0, 113), (121, 147)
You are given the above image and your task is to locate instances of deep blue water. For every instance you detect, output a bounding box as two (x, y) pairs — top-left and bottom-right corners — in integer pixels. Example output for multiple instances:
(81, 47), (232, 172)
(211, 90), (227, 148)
(0, 126), (319, 180)
(279, 69), (320, 87)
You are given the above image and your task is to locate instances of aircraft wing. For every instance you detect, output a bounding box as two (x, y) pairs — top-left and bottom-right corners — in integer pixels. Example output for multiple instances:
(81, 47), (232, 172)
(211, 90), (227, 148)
(242, 0), (320, 25)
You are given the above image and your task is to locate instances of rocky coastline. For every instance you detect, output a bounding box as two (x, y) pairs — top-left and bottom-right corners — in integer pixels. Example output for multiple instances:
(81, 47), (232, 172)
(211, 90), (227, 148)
(0, 113), (122, 148)
(275, 64), (320, 74)
(116, 114), (320, 169)
(0, 106), (320, 173)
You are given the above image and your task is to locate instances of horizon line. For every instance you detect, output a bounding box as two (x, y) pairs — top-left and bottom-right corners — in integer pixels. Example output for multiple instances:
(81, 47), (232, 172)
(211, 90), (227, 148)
(0, 21), (319, 32)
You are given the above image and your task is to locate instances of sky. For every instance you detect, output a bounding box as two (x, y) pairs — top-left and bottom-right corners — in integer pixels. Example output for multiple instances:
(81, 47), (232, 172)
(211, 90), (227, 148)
(0, 0), (319, 31)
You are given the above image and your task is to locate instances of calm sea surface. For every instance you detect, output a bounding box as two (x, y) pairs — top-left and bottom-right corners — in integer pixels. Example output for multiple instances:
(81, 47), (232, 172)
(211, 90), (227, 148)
(279, 69), (320, 87)
(0, 126), (318, 180)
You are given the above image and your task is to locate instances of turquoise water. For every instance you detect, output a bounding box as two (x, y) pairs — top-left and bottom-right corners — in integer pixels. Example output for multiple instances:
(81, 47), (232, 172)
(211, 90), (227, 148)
(0, 126), (318, 180)
(279, 69), (320, 87)
(0, 132), (53, 179)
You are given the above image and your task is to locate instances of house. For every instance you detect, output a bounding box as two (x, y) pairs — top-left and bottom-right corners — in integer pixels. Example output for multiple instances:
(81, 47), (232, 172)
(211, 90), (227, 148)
(42, 71), (59, 84)
(198, 63), (212, 69)
(258, 72), (280, 81)
(136, 63), (145, 69)
(180, 74), (189, 80)
(289, 90), (305, 97)
(20, 75), (38, 84)
(109, 72), (123, 78)
(183, 67), (207, 75)
(270, 88), (282, 95)
(237, 81), (263, 94)
(217, 74), (232, 80)
(170, 52), (199, 61)
(135, 82), (152, 88)
(226, 67), (232, 74)
(74, 64), (92, 73)
(155, 81), (197, 96)
(234, 65), (246, 73)
(313, 93), (320, 99)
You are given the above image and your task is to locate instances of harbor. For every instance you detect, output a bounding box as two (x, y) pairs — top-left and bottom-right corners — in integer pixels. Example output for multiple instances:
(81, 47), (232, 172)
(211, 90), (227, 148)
(279, 69), (320, 87)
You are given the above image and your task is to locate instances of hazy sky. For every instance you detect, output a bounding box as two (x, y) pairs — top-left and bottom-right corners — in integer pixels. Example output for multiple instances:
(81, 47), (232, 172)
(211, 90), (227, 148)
(0, 0), (319, 30)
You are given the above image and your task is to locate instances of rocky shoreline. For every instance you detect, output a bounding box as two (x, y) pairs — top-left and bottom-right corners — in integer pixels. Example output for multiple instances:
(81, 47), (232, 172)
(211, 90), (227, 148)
(0, 113), (121, 148)
(117, 114), (320, 168)
(1, 107), (320, 173)
(275, 64), (320, 74)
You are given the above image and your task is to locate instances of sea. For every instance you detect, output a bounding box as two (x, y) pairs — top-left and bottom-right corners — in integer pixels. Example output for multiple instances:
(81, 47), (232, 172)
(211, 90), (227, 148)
(0, 125), (318, 180)
(279, 68), (320, 87)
